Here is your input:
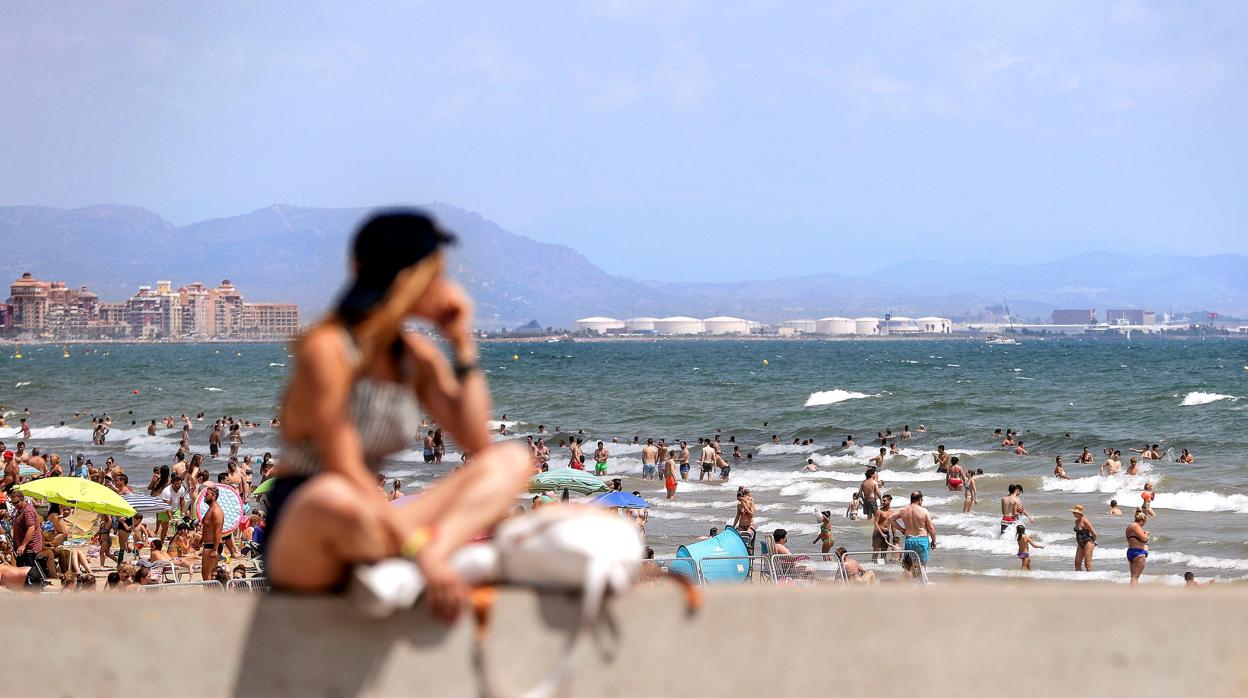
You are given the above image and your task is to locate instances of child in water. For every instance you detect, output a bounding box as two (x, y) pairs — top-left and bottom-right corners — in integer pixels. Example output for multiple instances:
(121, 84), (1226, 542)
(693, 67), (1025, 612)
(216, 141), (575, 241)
(1141, 483), (1156, 517)
(845, 492), (862, 520)
(1016, 525), (1044, 570)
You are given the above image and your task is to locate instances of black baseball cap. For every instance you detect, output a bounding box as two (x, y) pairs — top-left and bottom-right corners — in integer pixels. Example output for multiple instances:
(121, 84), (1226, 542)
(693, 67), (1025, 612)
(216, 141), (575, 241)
(336, 210), (455, 324)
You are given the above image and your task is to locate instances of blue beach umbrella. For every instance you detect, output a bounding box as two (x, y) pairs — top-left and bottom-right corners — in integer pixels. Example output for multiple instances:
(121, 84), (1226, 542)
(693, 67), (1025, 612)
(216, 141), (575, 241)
(590, 491), (650, 509)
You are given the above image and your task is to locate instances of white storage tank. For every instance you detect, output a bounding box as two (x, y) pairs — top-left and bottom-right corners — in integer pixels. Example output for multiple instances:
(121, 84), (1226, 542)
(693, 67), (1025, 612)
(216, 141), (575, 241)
(783, 319), (817, 334)
(916, 316), (952, 334)
(573, 316), (624, 333)
(653, 316), (705, 335)
(816, 316), (855, 335)
(702, 316), (750, 335)
(854, 317), (881, 335)
(624, 317), (659, 333)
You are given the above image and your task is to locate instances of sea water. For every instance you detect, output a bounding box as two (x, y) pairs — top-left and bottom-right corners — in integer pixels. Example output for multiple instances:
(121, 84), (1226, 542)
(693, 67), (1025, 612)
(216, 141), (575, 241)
(3, 337), (1246, 585)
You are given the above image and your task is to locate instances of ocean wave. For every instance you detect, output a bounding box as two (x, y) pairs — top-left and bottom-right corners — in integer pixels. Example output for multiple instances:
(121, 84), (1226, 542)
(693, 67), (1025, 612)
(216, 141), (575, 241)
(15, 381), (31, 388)
(204, 387), (224, 392)
(804, 389), (874, 407)
(1180, 391), (1237, 406)
(757, 443), (821, 455)
(933, 534), (1248, 571)
(1111, 490), (1248, 514)
(750, 518), (821, 536)
(27, 425), (94, 441)
(486, 419), (521, 430)
(779, 481), (859, 503)
(1041, 473), (1157, 494)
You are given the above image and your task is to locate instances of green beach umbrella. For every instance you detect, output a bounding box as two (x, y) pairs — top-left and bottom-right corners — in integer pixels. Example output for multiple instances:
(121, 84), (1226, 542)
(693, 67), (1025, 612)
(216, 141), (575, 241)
(251, 478), (276, 497)
(528, 469), (609, 496)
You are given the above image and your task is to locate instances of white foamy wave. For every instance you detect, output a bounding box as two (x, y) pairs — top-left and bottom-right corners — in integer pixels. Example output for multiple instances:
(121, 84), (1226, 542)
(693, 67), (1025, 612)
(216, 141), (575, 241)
(751, 518), (821, 536)
(269, 362), (286, 367)
(971, 568), (1176, 585)
(804, 389), (874, 407)
(1180, 391), (1237, 406)
(757, 443), (821, 455)
(934, 534), (1248, 571)
(652, 500), (736, 510)
(26, 425), (93, 442)
(1041, 473), (1156, 494)
(486, 419), (520, 431)
(15, 381), (31, 388)
(1112, 490), (1248, 514)
(779, 481), (859, 503)
(204, 387), (224, 392)
(647, 509), (725, 524)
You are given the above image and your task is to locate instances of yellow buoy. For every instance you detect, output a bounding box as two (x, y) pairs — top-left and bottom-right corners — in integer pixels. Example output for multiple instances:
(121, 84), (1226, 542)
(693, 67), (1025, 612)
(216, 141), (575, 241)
(14, 346), (22, 359)
(513, 354), (519, 361)
(63, 345), (70, 358)
(762, 359), (769, 366)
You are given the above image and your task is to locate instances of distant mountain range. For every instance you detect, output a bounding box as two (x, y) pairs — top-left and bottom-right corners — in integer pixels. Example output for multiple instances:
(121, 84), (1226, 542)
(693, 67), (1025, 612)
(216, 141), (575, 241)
(2, 203), (1245, 326)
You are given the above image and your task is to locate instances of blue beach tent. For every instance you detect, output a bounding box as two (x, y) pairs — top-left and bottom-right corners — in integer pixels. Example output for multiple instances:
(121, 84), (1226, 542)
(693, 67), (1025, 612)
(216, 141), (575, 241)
(673, 526), (750, 584)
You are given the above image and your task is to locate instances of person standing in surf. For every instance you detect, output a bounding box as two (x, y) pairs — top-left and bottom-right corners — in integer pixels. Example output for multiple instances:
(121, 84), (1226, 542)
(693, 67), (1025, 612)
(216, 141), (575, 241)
(1071, 504), (1098, 572)
(1126, 510), (1150, 586)
(945, 456), (965, 492)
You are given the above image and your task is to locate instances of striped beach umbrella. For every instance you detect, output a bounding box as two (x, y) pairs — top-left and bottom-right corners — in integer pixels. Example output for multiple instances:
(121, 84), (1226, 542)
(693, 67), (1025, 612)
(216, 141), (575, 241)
(527, 468), (610, 496)
(122, 493), (171, 515)
(195, 483), (245, 534)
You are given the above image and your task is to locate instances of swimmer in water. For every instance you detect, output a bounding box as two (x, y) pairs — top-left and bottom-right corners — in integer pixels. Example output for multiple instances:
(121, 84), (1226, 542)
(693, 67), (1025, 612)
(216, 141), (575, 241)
(869, 447), (886, 469)
(1141, 482), (1156, 517)
(1108, 500), (1122, 516)
(1177, 448), (1194, 464)
(933, 445), (949, 473)
(1053, 455), (1070, 480)
(802, 458), (819, 472)
(1015, 525), (1044, 570)
(846, 492), (861, 520)
(1013, 441), (1028, 456)
(1100, 450), (1122, 476)
(1076, 447), (1094, 464)
(1125, 457), (1140, 476)
(945, 456), (965, 492)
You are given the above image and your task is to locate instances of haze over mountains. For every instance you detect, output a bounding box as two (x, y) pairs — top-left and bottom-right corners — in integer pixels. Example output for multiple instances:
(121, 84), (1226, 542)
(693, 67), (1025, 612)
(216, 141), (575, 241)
(1, 203), (1245, 327)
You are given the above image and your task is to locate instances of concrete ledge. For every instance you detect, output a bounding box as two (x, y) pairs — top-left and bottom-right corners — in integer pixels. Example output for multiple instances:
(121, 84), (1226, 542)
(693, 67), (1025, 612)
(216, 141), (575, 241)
(4, 585), (1247, 697)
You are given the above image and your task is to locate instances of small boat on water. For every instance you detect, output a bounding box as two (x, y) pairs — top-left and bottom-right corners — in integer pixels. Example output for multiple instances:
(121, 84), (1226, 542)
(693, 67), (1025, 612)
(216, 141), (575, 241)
(985, 336), (1018, 346)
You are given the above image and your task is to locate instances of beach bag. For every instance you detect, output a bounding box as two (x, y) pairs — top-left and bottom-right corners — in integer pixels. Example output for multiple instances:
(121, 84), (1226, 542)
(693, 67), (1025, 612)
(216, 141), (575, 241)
(464, 505), (698, 698)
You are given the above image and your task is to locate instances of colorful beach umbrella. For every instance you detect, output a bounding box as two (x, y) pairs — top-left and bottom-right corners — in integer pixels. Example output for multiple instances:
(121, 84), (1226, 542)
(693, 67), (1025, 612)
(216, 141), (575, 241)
(14, 477), (136, 517)
(590, 491), (650, 509)
(195, 483), (245, 535)
(122, 493), (170, 515)
(527, 469), (609, 496)
(18, 465), (42, 478)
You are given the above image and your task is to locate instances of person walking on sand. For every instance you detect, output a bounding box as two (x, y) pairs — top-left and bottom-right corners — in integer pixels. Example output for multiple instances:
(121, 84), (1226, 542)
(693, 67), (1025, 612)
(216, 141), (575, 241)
(1016, 525), (1043, 570)
(200, 485), (224, 582)
(1126, 509), (1150, 586)
(1071, 504), (1098, 572)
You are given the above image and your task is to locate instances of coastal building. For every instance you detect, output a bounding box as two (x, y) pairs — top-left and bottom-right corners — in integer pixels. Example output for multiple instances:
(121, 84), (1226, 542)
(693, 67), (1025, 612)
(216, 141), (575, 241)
(885, 315), (918, 334)
(1106, 309), (1157, 325)
(653, 316), (704, 335)
(916, 316), (952, 334)
(853, 317), (881, 335)
(1051, 308), (1097, 324)
(815, 317), (855, 335)
(573, 316), (625, 334)
(623, 317), (658, 333)
(782, 319), (818, 334)
(702, 316), (750, 335)
(3, 272), (299, 340)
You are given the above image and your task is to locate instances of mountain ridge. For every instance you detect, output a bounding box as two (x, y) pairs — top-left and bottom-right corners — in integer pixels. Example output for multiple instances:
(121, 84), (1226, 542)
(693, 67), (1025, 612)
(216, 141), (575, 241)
(1, 203), (1245, 326)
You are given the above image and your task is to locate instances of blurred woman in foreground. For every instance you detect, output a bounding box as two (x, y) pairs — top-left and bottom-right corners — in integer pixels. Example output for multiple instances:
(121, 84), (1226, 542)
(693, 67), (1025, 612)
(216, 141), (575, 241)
(264, 210), (529, 618)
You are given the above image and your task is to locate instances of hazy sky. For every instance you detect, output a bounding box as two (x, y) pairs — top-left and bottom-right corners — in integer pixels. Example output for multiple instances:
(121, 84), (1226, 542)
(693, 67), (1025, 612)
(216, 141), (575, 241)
(2, 1), (1245, 280)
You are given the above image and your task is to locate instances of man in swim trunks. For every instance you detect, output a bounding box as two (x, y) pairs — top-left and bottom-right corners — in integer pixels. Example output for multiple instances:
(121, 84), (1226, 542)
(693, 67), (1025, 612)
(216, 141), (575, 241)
(933, 445), (949, 473)
(593, 441), (609, 476)
(200, 485), (224, 582)
(886, 491), (936, 568)
(999, 484), (1034, 534)
(698, 439), (715, 482)
(859, 468), (881, 518)
(715, 451), (731, 480)
(869, 447), (886, 469)
(641, 439), (658, 480)
(678, 441), (690, 480)
(663, 452), (677, 500)
(656, 439), (668, 464)
(871, 494), (894, 563)
(945, 456), (965, 491)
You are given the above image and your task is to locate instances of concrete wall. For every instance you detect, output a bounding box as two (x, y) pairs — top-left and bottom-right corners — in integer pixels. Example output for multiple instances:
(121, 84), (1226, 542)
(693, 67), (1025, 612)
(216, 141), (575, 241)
(4, 585), (1246, 697)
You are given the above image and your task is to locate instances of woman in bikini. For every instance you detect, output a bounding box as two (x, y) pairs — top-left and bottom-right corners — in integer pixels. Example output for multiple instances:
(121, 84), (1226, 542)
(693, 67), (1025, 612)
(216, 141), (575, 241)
(263, 211), (530, 620)
(1071, 504), (1098, 572)
(812, 511), (835, 560)
(1126, 509), (1150, 586)
(1015, 525), (1043, 570)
